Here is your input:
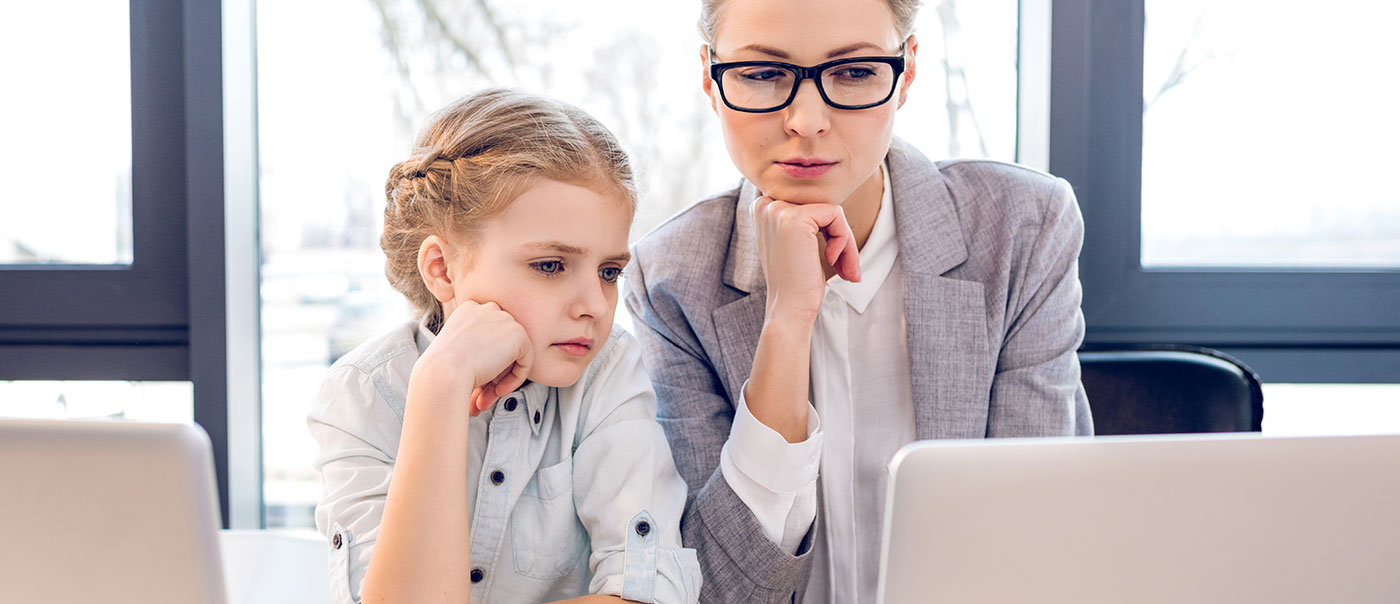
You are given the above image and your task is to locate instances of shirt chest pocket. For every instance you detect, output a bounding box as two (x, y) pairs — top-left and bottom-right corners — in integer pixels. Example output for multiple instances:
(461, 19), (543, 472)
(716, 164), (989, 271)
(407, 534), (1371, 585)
(510, 458), (587, 580)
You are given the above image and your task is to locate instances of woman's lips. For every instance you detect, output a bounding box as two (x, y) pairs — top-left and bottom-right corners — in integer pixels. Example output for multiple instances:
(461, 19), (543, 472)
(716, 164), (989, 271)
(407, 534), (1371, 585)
(776, 159), (837, 178)
(552, 338), (593, 357)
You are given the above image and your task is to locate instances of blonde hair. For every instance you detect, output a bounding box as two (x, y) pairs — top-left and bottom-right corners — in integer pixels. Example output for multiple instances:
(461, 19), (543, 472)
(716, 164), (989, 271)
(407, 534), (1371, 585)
(699, 0), (920, 46)
(381, 88), (636, 329)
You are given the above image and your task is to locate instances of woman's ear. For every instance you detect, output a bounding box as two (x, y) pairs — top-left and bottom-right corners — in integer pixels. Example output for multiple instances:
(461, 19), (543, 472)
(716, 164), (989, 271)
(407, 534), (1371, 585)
(700, 44), (719, 113)
(418, 235), (455, 305)
(897, 35), (918, 109)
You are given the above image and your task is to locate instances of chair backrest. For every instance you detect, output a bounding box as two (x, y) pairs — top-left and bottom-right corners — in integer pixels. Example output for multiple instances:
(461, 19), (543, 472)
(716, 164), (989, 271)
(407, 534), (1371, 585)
(1078, 345), (1263, 435)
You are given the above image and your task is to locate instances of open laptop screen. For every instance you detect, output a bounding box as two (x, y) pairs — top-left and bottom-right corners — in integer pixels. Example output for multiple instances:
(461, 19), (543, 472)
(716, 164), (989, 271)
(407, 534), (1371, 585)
(878, 434), (1400, 604)
(0, 418), (227, 604)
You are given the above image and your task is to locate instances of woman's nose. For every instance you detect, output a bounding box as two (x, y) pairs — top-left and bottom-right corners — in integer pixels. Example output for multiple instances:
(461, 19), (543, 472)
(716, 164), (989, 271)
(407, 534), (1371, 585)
(784, 80), (831, 137)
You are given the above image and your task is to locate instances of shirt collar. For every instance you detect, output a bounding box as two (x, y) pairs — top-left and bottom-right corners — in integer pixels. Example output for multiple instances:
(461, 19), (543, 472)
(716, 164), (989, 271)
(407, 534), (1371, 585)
(827, 160), (898, 313)
(414, 314), (550, 436)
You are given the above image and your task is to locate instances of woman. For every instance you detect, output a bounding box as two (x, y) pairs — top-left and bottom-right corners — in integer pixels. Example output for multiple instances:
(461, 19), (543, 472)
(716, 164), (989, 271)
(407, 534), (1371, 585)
(623, 0), (1092, 602)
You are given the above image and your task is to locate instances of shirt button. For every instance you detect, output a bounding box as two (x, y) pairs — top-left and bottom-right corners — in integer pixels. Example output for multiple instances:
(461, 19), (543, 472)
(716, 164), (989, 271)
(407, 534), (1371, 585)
(635, 520), (651, 537)
(503, 397), (518, 412)
(533, 410), (541, 424)
(331, 532), (343, 549)
(490, 470), (505, 485)
(470, 568), (484, 583)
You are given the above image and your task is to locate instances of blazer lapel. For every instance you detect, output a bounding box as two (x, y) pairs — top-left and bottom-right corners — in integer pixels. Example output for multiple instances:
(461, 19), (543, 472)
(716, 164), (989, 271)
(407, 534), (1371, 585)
(711, 180), (769, 401)
(888, 140), (991, 439)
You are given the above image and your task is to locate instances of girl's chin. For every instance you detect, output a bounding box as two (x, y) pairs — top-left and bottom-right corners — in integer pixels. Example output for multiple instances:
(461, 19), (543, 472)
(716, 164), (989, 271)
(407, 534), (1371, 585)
(525, 363), (586, 389)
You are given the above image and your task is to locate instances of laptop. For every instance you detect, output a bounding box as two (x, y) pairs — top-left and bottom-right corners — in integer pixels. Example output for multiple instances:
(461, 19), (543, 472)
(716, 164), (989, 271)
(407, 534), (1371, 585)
(877, 433), (1400, 603)
(0, 418), (228, 604)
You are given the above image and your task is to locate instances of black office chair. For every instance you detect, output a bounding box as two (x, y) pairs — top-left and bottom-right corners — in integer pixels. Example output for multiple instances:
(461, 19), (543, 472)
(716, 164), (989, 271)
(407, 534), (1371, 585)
(1078, 344), (1264, 435)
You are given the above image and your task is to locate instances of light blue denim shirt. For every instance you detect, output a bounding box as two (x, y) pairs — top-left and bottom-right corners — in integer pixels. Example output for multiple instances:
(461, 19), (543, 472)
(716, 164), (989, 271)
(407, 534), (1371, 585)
(308, 320), (701, 603)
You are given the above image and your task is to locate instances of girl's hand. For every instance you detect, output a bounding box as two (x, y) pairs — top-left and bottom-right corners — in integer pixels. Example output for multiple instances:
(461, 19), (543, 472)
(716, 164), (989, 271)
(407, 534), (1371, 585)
(412, 300), (534, 416)
(751, 194), (862, 325)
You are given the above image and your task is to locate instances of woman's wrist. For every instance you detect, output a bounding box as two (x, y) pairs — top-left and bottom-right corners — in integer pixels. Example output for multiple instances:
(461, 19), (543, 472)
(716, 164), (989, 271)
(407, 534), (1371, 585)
(746, 319), (814, 443)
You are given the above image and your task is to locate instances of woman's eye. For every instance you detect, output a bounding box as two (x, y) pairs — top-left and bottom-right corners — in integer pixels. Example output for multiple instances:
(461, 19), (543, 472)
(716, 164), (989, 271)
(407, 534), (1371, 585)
(599, 266), (623, 283)
(833, 66), (875, 81)
(738, 68), (789, 82)
(532, 260), (563, 275)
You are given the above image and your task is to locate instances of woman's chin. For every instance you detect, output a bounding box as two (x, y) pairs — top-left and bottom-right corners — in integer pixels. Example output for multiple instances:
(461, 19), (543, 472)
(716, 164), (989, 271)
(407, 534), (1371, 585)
(757, 181), (847, 206)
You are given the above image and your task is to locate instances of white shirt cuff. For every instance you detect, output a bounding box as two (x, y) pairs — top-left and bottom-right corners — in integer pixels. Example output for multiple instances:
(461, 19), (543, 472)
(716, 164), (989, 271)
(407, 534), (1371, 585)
(719, 382), (822, 553)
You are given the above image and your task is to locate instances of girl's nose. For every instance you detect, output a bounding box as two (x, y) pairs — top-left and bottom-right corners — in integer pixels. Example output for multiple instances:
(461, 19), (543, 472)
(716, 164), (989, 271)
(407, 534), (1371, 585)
(570, 277), (609, 320)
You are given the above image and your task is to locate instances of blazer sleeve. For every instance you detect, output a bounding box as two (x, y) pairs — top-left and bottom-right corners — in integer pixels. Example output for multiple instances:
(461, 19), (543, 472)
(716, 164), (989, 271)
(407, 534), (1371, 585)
(624, 255), (818, 604)
(986, 176), (1093, 436)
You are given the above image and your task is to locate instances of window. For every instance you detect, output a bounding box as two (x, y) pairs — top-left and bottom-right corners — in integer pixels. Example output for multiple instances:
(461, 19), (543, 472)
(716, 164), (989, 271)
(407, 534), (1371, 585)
(1049, 1), (1400, 381)
(0, 381), (193, 423)
(0, 0), (236, 526)
(1140, 0), (1400, 268)
(0, 3), (133, 266)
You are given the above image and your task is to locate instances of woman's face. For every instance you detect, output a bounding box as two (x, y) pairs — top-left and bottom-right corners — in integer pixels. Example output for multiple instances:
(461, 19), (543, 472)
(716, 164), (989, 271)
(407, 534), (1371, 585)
(704, 0), (915, 206)
(443, 179), (632, 388)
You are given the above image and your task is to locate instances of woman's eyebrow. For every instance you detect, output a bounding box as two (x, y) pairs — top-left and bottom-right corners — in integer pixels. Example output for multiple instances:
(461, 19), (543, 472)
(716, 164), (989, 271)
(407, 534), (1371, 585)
(728, 42), (885, 61)
(731, 44), (790, 59)
(826, 42), (883, 58)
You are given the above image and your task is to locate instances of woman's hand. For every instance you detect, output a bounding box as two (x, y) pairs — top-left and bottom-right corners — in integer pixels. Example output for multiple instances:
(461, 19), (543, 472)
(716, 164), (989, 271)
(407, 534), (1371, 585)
(743, 194), (861, 442)
(751, 194), (861, 325)
(412, 300), (534, 416)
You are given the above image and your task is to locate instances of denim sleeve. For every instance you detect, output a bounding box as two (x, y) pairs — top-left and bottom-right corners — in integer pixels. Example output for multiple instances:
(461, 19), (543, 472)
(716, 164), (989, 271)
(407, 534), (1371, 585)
(572, 329), (702, 603)
(307, 364), (404, 604)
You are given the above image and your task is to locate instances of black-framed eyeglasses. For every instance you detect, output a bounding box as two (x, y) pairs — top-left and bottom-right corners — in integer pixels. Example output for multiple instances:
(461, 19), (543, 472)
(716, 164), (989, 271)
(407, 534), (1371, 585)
(708, 44), (906, 113)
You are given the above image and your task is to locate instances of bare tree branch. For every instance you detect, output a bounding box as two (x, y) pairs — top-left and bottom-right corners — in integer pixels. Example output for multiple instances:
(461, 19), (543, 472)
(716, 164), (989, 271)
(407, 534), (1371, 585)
(473, 0), (517, 73)
(935, 0), (990, 157)
(368, 0), (426, 119)
(1145, 10), (1232, 111)
(415, 0), (491, 80)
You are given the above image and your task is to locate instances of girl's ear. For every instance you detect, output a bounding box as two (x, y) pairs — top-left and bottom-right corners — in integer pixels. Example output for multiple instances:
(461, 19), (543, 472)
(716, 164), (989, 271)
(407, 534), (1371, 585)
(418, 235), (455, 304)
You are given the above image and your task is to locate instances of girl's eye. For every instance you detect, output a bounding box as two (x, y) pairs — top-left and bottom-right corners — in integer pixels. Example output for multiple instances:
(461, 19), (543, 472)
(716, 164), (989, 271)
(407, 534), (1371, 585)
(532, 260), (564, 275)
(599, 266), (623, 283)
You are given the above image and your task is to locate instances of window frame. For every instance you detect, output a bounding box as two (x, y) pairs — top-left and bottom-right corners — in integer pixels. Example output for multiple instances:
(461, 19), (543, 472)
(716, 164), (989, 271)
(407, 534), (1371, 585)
(1047, 0), (1400, 383)
(0, 0), (251, 528)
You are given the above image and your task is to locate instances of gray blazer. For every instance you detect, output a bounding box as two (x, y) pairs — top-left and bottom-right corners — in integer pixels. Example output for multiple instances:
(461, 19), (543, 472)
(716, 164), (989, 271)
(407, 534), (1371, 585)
(624, 139), (1093, 603)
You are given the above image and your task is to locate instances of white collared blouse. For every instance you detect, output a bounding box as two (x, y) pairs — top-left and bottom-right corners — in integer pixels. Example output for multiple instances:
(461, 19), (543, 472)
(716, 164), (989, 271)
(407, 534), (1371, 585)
(308, 320), (701, 603)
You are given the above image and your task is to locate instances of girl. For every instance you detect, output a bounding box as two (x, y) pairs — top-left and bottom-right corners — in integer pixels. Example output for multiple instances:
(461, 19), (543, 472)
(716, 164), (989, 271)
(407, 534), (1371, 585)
(309, 89), (701, 604)
(624, 0), (1092, 602)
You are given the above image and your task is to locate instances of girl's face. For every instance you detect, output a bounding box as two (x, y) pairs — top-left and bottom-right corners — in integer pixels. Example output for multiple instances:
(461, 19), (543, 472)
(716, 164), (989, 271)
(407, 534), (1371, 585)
(444, 178), (632, 388)
(703, 0), (915, 206)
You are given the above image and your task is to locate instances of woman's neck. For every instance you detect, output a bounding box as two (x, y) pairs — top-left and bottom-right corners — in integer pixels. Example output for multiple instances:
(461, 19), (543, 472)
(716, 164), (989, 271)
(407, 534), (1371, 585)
(844, 163), (885, 252)
(819, 163), (885, 281)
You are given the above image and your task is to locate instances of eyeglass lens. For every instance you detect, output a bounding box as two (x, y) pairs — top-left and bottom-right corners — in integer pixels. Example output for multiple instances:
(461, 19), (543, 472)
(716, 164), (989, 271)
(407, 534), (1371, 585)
(720, 61), (897, 110)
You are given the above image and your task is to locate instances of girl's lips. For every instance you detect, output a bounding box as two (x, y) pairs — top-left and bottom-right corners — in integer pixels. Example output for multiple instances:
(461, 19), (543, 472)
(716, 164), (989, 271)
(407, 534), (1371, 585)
(552, 338), (593, 357)
(776, 160), (837, 178)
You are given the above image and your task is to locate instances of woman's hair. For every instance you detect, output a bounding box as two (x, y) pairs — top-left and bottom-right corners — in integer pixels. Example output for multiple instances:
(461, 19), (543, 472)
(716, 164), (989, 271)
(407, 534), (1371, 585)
(699, 0), (920, 46)
(381, 88), (636, 329)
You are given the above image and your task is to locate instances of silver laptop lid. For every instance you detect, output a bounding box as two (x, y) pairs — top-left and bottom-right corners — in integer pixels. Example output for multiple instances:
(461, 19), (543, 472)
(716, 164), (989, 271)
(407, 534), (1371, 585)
(877, 433), (1400, 604)
(0, 418), (227, 604)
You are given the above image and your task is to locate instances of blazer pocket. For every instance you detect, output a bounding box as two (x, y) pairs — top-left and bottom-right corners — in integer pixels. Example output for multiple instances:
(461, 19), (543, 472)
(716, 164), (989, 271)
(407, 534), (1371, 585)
(511, 458), (587, 580)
